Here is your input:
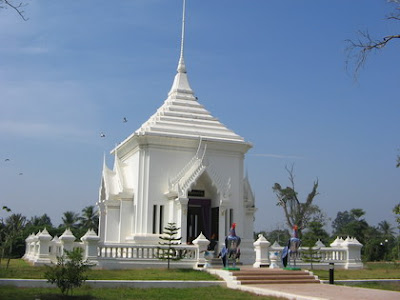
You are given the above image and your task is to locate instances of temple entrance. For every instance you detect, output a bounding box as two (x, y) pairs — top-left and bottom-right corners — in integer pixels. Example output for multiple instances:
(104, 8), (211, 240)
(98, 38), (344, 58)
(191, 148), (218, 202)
(187, 199), (213, 243)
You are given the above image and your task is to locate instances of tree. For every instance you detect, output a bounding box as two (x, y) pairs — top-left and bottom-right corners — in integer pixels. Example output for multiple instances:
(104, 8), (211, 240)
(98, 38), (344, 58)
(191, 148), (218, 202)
(158, 222), (182, 269)
(346, 0), (400, 78)
(272, 165), (319, 236)
(301, 221), (330, 247)
(44, 248), (92, 296)
(332, 210), (355, 235)
(78, 206), (99, 234)
(393, 203), (400, 229)
(60, 211), (79, 229)
(265, 229), (290, 246)
(1, 213), (26, 267)
(0, 0), (28, 20)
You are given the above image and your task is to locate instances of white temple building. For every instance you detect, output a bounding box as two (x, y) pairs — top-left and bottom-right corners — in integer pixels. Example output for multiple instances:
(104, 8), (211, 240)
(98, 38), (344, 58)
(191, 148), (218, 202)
(97, 1), (256, 264)
(23, 2), (363, 270)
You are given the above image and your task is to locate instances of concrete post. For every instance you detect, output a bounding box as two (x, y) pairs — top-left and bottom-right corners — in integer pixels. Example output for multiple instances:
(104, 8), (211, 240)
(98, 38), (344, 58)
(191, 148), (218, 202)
(59, 228), (76, 255)
(81, 229), (100, 263)
(36, 228), (53, 265)
(192, 232), (210, 268)
(343, 237), (363, 269)
(253, 234), (271, 268)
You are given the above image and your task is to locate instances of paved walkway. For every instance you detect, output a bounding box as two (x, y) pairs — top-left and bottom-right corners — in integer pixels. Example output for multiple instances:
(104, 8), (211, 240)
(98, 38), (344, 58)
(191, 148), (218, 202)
(238, 283), (400, 300)
(205, 266), (400, 300)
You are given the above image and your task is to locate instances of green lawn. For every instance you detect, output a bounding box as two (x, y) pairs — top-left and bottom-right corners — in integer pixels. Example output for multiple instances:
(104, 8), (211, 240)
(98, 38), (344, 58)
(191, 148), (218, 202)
(0, 259), (217, 280)
(1, 260), (399, 297)
(339, 281), (400, 292)
(312, 262), (400, 280)
(0, 286), (283, 300)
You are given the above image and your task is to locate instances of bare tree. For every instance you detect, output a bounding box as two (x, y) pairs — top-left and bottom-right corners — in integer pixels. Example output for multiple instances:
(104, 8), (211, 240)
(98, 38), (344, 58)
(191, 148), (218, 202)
(272, 165), (320, 236)
(0, 0), (29, 21)
(346, 0), (400, 79)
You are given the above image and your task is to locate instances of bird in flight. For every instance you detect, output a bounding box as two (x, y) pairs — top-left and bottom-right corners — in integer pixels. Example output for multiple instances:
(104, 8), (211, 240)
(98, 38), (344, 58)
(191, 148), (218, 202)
(100, 132), (106, 138)
(18, 172), (23, 176)
(4, 158), (10, 162)
(123, 117), (128, 123)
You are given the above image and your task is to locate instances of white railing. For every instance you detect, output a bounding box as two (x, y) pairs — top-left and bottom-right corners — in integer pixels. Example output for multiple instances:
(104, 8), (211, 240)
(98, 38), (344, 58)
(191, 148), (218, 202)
(23, 228), (209, 269)
(254, 235), (363, 270)
(97, 244), (196, 260)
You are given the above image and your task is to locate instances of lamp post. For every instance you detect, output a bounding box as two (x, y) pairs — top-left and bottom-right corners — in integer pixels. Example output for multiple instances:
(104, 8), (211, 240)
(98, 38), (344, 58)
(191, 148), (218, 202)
(380, 239), (389, 261)
(329, 262), (334, 284)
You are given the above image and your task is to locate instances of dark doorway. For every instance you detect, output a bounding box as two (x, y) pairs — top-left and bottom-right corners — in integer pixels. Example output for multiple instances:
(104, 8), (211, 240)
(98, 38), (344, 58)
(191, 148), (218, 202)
(187, 199), (211, 242)
(211, 207), (219, 240)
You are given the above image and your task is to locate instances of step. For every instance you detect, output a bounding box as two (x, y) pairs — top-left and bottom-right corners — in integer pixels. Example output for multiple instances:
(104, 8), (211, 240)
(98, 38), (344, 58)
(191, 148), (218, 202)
(232, 270), (308, 276)
(229, 269), (320, 285)
(235, 275), (316, 281)
(240, 279), (321, 285)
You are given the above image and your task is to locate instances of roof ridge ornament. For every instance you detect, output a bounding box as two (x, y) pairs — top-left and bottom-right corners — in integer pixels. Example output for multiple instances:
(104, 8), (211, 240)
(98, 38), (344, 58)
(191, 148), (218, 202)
(177, 0), (187, 73)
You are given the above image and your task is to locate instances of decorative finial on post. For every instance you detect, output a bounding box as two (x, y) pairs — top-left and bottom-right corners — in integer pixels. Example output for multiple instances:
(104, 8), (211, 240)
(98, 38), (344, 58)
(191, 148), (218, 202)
(177, 0), (187, 73)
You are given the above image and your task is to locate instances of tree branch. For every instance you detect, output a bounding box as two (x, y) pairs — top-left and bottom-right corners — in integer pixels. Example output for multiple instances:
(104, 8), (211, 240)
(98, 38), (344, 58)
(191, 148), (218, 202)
(1, 0), (28, 21)
(345, 1), (400, 79)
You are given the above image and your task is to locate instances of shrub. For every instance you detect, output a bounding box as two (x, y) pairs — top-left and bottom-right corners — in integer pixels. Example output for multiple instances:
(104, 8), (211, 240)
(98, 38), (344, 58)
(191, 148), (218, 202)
(44, 248), (92, 295)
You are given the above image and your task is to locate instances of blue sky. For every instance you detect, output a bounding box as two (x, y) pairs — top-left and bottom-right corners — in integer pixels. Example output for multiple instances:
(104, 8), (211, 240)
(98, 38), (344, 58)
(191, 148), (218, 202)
(1, 0), (399, 233)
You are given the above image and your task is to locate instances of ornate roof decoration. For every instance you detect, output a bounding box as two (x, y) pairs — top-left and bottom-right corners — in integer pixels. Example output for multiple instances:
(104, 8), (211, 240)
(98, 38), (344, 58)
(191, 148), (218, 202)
(133, 1), (247, 144)
(165, 137), (232, 199)
(100, 151), (133, 201)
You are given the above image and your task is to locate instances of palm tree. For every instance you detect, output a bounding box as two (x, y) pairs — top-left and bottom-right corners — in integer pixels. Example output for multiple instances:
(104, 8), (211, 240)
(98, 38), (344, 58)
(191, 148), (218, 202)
(1, 214), (26, 267)
(61, 211), (79, 230)
(79, 206), (99, 233)
(378, 220), (395, 239)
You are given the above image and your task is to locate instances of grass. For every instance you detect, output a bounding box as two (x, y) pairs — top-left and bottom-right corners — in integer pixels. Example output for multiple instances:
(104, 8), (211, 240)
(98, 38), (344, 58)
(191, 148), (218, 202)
(312, 262), (400, 280)
(339, 281), (400, 292)
(1, 260), (399, 297)
(0, 286), (283, 300)
(0, 259), (217, 280)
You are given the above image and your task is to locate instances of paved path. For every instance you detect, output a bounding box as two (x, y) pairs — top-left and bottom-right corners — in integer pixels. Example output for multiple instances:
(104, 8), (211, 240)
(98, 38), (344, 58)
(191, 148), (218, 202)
(239, 283), (400, 300)
(205, 266), (400, 300)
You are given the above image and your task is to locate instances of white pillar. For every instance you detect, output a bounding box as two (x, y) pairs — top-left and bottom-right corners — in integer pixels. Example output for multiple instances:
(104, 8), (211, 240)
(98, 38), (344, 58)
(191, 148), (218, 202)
(59, 228), (76, 255)
(36, 228), (53, 265)
(176, 197), (188, 243)
(253, 234), (271, 268)
(81, 229), (100, 263)
(343, 237), (363, 269)
(192, 232), (210, 268)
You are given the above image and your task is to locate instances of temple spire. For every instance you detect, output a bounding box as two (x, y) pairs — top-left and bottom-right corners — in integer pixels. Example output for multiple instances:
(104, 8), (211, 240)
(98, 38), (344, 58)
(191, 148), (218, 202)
(177, 0), (186, 73)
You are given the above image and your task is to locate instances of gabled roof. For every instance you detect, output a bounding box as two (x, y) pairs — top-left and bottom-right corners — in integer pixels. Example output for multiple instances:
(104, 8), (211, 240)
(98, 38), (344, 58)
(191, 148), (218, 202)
(134, 55), (248, 143)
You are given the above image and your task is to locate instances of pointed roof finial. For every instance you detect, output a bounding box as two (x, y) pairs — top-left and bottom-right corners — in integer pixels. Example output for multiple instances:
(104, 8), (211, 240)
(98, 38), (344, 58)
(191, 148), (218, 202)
(177, 0), (187, 73)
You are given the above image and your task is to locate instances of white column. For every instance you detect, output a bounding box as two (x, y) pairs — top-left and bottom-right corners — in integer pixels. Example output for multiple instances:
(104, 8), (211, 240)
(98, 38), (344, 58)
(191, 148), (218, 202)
(176, 197), (188, 243)
(253, 234), (271, 268)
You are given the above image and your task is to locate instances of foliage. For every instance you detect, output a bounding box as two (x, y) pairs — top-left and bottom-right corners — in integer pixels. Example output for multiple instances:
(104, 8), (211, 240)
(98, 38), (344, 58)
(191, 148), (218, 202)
(44, 248), (92, 296)
(265, 229), (290, 246)
(332, 209), (369, 243)
(78, 206), (99, 233)
(158, 222), (182, 269)
(393, 203), (400, 229)
(301, 246), (321, 270)
(0, 213), (26, 267)
(272, 165), (320, 236)
(301, 221), (330, 247)
(346, 0), (400, 79)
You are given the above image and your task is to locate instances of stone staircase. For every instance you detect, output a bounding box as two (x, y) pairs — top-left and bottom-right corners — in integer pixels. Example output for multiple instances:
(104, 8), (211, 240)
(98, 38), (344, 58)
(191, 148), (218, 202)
(231, 268), (320, 285)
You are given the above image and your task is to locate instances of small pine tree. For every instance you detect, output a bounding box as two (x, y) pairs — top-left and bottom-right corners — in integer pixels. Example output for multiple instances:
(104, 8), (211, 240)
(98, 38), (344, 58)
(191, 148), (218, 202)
(301, 246), (321, 270)
(158, 222), (182, 269)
